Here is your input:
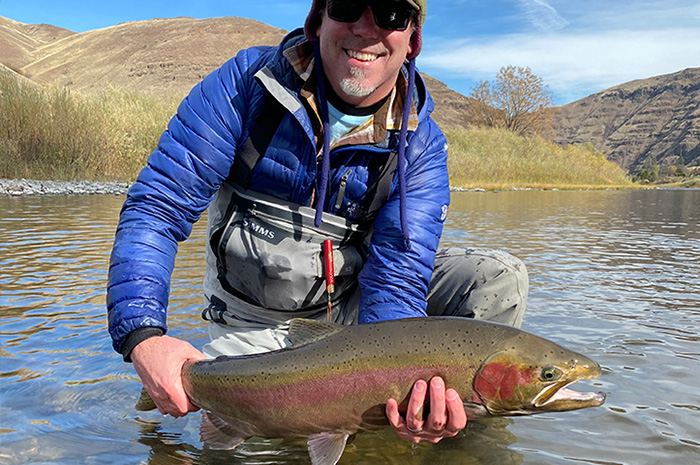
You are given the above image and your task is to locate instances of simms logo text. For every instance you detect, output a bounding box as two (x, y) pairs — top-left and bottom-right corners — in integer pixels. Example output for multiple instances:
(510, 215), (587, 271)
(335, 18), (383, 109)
(243, 218), (275, 240)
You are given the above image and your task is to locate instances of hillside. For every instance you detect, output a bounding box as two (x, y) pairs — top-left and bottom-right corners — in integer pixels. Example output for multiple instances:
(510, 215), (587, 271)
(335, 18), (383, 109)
(0, 15), (475, 131)
(552, 68), (700, 171)
(8, 16), (288, 98)
(0, 15), (75, 70)
(4, 15), (698, 173)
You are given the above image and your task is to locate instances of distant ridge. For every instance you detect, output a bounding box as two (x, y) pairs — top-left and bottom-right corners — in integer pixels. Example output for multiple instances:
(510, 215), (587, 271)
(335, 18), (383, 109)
(0, 15), (75, 68)
(0, 15), (475, 131)
(552, 67), (700, 171)
(2, 14), (699, 170)
(4, 16), (287, 98)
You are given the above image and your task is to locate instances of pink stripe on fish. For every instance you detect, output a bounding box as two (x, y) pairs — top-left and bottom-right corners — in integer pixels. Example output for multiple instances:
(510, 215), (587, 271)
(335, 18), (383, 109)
(195, 364), (474, 410)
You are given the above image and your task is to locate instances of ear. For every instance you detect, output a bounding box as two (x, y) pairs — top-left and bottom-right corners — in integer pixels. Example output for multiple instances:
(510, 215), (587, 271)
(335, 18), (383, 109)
(406, 21), (418, 58)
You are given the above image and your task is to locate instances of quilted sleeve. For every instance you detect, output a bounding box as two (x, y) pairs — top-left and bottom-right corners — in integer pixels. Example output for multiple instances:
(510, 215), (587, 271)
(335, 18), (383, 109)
(106, 48), (268, 354)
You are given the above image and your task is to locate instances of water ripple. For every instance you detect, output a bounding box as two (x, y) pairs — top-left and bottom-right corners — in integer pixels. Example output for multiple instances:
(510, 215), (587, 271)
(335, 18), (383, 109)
(2, 190), (699, 465)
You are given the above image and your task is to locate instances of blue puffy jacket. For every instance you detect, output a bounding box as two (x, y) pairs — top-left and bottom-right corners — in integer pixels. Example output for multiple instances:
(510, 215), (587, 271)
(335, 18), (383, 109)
(107, 30), (450, 354)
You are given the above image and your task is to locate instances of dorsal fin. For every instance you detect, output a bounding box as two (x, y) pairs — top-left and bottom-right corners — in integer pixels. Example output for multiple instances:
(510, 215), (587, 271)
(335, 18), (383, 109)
(288, 318), (343, 347)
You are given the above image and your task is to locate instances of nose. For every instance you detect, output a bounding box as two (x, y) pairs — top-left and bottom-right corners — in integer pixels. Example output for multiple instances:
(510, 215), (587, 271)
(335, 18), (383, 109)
(350, 6), (379, 37)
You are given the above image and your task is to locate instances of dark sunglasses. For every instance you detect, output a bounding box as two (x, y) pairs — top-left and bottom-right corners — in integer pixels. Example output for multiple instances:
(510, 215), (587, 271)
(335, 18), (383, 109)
(326, 0), (416, 31)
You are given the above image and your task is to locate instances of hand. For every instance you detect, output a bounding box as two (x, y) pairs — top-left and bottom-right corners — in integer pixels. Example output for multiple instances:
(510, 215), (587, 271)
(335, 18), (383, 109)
(130, 335), (206, 417)
(386, 377), (467, 444)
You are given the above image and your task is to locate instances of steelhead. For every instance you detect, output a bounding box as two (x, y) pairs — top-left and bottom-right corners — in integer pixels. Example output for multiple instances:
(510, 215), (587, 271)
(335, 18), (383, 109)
(136, 317), (606, 465)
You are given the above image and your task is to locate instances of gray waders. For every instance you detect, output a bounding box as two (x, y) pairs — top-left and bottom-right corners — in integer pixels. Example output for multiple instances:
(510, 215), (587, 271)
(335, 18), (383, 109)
(202, 184), (528, 358)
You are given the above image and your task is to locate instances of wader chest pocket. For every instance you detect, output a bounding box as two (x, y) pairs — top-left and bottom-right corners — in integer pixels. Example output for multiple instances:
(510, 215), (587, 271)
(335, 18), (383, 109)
(210, 184), (368, 311)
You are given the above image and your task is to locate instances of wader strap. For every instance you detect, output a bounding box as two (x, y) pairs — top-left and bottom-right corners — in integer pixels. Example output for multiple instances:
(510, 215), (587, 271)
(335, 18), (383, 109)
(364, 150), (398, 220)
(201, 295), (229, 324)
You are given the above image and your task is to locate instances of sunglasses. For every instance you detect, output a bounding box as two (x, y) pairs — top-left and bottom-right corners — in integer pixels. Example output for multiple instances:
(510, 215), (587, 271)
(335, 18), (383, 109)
(326, 0), (416, 31)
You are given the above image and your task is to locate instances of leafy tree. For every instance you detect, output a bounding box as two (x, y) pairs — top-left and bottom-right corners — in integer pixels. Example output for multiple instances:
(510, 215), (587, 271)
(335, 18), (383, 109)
(470, 65), (554, 136)
(632, 155), (660, 183)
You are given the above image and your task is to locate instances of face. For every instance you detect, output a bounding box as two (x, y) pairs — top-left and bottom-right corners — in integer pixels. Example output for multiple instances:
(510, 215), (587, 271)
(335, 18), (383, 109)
(316, 5), (414, 107)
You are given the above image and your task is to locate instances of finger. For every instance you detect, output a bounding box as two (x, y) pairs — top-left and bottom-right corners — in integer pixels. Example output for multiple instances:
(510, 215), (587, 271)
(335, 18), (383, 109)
(386, 399), (423, 443)
(405, 379), (427, 433)
(147, 387), (175, 416)
(444, 388), (468, 434)
(426, 377), (447, 432)
(385, 398), (405, 429)
(171, 378), (199, 416)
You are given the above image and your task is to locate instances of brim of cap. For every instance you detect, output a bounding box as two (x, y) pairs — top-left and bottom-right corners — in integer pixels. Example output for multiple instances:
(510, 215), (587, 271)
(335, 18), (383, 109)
(405, 0), (425, 26)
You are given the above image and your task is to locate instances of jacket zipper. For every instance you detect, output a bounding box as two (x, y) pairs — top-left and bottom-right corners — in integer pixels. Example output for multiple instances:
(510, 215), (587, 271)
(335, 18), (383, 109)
(334, 169), (353, 211)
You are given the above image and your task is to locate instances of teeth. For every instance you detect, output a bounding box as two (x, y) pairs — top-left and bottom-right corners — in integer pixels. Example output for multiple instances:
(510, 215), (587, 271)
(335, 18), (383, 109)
(346, 50), (379, 61)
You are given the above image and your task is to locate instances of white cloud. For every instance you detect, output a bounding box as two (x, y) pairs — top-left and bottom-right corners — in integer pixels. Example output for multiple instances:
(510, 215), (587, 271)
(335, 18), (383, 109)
(517, 0), (569, 31)
(421, 27), (700, 102)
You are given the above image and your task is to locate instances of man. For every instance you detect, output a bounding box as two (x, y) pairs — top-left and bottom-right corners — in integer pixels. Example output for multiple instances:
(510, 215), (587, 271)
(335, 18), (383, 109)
(107, 0), (528, 446)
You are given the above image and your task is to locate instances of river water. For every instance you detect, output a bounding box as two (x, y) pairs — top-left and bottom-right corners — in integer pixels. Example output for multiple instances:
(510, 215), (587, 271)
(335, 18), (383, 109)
(1, 189), (699, 465)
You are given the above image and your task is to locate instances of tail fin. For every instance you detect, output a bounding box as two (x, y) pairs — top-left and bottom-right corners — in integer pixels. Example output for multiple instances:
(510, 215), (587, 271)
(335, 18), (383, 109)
(135, 387), (157, 411)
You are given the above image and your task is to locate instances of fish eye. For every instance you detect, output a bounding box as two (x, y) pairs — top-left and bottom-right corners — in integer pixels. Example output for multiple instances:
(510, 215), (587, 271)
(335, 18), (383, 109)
(540, 366), (562, 382)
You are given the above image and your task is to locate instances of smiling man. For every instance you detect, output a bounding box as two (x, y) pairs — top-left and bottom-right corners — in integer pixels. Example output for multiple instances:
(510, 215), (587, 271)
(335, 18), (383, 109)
(107, 0), (529, 448)
(315, 1), (415, 106)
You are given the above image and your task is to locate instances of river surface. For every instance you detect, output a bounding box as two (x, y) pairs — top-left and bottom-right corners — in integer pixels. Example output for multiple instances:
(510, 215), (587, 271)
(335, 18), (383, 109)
(1, 189), (699, 465)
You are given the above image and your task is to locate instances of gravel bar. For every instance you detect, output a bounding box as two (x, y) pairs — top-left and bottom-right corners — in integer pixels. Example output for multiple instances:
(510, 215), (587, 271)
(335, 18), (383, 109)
(0, 179), (130, 196)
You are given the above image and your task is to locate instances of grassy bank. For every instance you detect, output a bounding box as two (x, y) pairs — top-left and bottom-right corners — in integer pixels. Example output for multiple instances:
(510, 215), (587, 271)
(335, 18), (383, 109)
(0, 72), (179, 181)
(2, 71), (634, 188)
(446, 127), (633, 189)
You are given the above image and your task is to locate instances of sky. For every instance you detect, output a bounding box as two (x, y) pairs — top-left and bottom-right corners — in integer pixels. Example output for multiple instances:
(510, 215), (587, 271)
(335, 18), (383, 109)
(2, 0), (699, 104)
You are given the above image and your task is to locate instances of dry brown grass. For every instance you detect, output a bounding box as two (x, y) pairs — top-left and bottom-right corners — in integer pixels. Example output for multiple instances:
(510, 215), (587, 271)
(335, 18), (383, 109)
(0, 71), (178, 181)
(1, 70), (634, 189)
(446, 127), (633, 189)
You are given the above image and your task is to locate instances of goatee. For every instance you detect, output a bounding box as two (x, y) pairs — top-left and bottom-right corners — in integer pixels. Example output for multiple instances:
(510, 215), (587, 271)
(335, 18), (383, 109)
(339, 66), (376, 98)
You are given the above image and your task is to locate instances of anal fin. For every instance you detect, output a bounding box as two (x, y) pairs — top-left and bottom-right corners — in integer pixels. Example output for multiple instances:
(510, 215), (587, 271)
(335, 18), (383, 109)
(135, 387), (157, 411)
(200, 410), (248, 450)
(307, 432), (349, 465)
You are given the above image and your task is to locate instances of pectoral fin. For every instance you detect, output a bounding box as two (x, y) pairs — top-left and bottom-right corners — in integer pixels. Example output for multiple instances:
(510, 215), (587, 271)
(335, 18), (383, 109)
(200, 411), (248, 450)
(307, 432), (349, 465)
(463, 401), (490, 418)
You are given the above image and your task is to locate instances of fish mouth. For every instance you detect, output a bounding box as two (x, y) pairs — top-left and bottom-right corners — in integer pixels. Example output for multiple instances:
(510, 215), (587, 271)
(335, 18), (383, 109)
(534, 381), (606, 410)
(533, 364), (606, 411)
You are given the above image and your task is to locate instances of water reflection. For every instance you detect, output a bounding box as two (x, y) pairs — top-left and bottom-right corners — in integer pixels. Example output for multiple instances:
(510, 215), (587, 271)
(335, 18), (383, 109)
(1, 189), (699, 464)
(131, 416), (521, 465)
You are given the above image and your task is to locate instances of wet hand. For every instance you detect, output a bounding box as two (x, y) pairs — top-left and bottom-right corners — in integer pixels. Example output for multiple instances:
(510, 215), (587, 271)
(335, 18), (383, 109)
(131, 335), (206, 417)
(386, 377), (467, 444)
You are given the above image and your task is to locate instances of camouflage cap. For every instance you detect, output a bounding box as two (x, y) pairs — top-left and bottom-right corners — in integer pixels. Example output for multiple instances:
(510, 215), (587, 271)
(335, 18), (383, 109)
(305, 0), (427, 59)
(405, 0), (426, 27)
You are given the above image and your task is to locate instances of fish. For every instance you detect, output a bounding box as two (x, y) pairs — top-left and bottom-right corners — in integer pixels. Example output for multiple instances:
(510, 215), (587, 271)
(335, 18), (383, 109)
(136, 317), (606, 465)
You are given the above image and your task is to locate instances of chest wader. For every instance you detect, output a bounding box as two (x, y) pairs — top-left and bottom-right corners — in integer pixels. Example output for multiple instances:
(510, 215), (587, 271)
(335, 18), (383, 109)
(201, 93), (398, 356)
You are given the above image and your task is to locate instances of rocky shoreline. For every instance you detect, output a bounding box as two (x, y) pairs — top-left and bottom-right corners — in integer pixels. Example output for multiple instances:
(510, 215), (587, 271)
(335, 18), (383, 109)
(0, 179), (130, 196)
(1, 179), (497, 196)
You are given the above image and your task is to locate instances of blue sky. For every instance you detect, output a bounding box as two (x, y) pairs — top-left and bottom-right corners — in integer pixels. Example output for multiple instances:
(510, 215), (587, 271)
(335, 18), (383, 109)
(2, 0), (699, 104)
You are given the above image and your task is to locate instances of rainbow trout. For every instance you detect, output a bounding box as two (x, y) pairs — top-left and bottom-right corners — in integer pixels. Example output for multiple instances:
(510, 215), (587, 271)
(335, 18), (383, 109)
(136, 317), (605, 465)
